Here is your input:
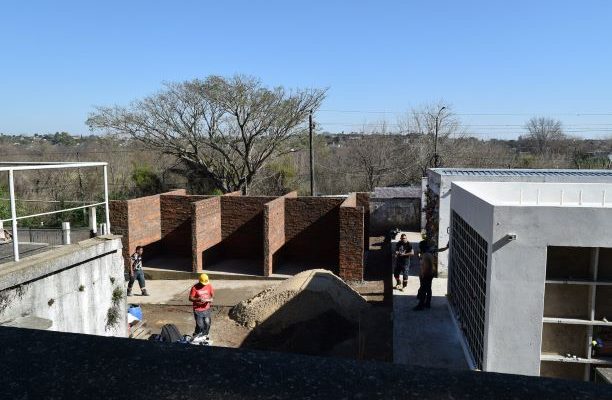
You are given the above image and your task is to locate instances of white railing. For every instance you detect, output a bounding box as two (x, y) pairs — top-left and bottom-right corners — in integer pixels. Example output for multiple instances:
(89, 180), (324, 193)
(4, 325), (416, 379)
(0, 162), (111, 262)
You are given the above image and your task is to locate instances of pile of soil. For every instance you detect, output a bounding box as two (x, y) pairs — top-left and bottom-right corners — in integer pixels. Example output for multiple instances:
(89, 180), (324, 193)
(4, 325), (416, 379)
(229, 269), (369, 332)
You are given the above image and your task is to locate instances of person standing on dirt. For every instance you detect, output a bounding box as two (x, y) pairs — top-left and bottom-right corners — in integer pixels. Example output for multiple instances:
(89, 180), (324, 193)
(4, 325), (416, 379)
(394, 234), (413, 291)
(189, 273), (214, 340)
(127, 246), (149, 296)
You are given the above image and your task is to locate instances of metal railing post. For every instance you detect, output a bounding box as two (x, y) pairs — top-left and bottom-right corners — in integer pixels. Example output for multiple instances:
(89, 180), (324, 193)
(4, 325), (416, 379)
(89, 206), (97, 235)
(8, 169), (19, 262)
(103, 165), (111, 234)
(61, 222), (71, 245)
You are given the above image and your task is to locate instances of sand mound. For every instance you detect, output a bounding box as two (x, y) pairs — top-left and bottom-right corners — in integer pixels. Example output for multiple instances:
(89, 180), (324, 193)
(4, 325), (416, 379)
(230, 269), (369, 332)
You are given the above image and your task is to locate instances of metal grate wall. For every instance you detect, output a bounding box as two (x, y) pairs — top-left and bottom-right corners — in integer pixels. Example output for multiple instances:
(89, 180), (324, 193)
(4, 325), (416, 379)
(449, 210), (488, 370)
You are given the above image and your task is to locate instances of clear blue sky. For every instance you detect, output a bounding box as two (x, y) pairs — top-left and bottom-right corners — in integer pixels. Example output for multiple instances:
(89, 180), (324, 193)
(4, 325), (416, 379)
(1, 0), (611, 138)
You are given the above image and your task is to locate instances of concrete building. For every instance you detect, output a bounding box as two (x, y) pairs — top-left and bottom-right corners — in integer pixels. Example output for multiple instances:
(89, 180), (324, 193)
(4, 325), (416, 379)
(426, 168), (612, 276)
(448, 181), (612, 381)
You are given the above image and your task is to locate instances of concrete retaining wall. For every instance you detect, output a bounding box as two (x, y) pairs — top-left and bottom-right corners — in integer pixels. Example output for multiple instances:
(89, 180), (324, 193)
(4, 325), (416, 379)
(0, 237), (127, 337)
(369, 197), (421, 235)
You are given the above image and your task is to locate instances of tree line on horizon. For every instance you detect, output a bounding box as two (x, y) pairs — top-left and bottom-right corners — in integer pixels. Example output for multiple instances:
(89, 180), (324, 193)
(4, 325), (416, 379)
(1, 75), (611, 207)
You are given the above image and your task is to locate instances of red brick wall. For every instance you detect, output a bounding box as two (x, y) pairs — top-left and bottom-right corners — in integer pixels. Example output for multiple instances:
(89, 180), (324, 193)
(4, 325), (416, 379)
(192, 197), (222, 272)
(160, 194), (211, 256)
(164, 189), (188, 196)
(110, 194), (162, 270)
(263, 197), (285, 276)
(220, 196), (276, 260)
(339, 194), (365, 281)
(281, 198), (343, 264)
(356, 192), (370, 248)
(109, 200), (130, 269)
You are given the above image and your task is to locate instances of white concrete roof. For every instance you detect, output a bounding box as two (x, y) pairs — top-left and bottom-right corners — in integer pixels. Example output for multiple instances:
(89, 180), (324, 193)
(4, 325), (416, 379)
(454, 181), (612, 207)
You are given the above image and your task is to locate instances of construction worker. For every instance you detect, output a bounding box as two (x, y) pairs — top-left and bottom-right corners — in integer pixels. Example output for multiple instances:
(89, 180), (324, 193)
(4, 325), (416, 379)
(127, 246), (149, 296)
(189, 273), (214, 340)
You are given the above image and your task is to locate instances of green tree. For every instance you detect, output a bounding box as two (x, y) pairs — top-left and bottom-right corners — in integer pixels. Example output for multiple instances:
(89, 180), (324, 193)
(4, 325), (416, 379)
(131, 164), (162, 196)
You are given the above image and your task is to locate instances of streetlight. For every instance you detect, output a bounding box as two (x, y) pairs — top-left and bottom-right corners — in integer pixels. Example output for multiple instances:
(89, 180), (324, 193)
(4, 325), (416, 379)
(433, 106), (446, 168)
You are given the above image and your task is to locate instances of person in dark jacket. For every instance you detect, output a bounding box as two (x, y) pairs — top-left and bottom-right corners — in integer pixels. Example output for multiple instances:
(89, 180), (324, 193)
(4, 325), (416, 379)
(394, 234), (413, 291)
(414, 236), (449, 310)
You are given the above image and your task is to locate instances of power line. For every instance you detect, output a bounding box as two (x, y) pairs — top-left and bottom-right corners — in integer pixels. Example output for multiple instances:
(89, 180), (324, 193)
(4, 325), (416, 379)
(319, 109), (612, 116)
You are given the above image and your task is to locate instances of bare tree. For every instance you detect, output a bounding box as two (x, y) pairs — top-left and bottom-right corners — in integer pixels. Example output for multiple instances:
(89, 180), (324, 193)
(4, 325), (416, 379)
(87, 75), (326, 193)
(343, 122), (402, 191)
(523, 117), (566, 154)
(398, 102), (465, 175)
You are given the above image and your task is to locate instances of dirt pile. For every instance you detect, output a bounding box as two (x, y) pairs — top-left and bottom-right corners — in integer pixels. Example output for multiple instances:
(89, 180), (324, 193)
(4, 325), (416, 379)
(230, 269), (369, 332)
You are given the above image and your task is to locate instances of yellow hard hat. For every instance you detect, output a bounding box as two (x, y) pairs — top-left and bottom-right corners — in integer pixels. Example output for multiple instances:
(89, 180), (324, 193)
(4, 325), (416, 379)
(198, 273), (209, 284)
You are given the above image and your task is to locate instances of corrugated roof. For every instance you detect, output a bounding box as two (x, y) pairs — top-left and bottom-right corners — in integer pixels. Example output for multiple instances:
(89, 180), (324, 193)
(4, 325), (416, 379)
(432, 168), (612, 177)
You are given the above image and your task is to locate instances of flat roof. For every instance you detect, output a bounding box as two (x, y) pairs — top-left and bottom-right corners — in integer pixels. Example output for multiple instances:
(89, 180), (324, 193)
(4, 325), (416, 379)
(431, 168), (612, 177)
(454, 181), (612, 208)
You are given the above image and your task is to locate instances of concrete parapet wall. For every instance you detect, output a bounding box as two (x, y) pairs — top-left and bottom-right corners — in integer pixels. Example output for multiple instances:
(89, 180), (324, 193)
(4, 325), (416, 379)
(0, 237), (127, 337)
(1, 325), (608, 400)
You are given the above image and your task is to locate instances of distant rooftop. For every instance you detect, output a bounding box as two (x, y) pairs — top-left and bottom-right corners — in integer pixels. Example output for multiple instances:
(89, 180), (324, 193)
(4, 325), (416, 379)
(373, 186), (421, 198)
(455, 181), (612, 207)
(431, 168), (612, 177)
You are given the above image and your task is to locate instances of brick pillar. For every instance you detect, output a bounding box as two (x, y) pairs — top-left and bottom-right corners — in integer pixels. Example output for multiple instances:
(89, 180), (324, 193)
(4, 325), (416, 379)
(338, 205), (364, 281)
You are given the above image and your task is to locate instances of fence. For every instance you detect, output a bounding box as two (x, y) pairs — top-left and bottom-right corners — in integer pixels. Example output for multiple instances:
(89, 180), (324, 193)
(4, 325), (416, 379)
(0, 162), (111, 262)
(4, 227), (93, 246)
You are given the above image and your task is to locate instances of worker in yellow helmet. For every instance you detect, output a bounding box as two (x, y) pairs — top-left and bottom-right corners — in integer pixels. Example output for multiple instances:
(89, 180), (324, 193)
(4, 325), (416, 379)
(188, 273), (214, 342)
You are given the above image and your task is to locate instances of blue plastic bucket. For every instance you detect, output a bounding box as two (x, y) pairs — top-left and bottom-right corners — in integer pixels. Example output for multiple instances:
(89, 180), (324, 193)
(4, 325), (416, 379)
(128, 304), (143, 321)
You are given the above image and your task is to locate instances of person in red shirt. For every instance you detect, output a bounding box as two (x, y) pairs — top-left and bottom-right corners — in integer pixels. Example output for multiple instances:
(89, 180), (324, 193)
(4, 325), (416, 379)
(188, 273), (214, 340)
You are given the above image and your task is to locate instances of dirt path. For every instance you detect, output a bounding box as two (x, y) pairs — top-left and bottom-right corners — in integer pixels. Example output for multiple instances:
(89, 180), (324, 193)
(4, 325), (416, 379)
(137, 237), (392, 361)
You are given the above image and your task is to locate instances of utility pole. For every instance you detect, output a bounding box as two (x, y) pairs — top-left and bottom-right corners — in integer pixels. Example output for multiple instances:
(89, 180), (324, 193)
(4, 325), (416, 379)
(433, 106), (446, 168)
(309, 110), (315, 196)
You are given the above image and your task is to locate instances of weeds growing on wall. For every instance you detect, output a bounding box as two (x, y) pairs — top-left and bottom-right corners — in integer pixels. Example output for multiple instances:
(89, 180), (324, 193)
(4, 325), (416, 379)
(105, 286), (124, 331)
